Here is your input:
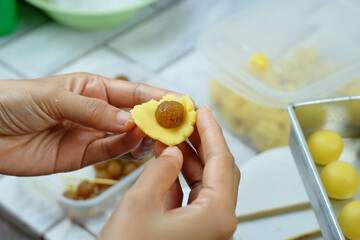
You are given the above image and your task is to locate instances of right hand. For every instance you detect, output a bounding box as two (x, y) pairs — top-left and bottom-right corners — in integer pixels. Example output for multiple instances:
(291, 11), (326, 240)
(99, 107), (241, 240)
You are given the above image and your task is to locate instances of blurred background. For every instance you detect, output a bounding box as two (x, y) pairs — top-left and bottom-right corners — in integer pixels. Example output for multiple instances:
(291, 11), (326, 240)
(1, 0), (360, 239)
(0, 0), (257, 239)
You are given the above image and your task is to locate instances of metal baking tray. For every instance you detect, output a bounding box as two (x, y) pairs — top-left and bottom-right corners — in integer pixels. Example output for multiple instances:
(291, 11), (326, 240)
(287, 96), (360, 240)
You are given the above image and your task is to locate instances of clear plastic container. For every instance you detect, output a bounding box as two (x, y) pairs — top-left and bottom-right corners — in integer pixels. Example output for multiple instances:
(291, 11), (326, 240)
(27, 157), (151, 220)
(197, 0), (360, 151)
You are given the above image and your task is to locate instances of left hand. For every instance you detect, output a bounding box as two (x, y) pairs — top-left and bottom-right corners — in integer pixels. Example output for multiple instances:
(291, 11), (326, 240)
(0, 72), (179, 176)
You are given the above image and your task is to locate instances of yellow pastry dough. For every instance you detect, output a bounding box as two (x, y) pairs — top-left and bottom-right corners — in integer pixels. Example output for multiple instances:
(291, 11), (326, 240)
(130, 95), (196, 146)
(210, 79), (290, 151)
(209, 47), (344, 151)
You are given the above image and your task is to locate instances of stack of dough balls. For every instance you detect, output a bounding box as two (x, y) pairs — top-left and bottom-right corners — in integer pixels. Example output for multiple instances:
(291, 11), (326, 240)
(130, 95), (196, 146)
(307, 129), (360, 240)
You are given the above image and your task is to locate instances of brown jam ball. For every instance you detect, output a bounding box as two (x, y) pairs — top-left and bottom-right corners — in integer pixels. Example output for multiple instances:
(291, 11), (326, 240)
(134, 160), (145, 168)
(107, 160), (124, 179)
(155, 101), (185, 128)
(94, 161), (110, 171)
(96, 169), (112, 179)
(77, 180), (95, 200)
(63, 190), (78, 200)
(98, 185), (110, 194)
(123, 161), (137, 176)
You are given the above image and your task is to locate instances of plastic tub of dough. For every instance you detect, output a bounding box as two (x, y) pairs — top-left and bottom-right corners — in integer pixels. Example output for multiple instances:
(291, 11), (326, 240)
(197, 0), (360, 151)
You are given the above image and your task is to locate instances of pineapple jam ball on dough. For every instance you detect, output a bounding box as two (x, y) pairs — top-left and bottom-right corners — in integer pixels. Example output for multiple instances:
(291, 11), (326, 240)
(130, 95), (196, 146)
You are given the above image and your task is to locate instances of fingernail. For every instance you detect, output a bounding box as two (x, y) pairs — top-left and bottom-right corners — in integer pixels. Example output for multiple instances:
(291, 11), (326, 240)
(198, 106), (211, 114)
(116, 111), (132, 126)
(203, 106), (211, 111)
(161, 146), (181, 158)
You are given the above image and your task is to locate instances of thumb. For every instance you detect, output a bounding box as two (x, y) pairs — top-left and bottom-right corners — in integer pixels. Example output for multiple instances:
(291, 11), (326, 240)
(132, 147), (183, 199)
(53, 90), (134, 132)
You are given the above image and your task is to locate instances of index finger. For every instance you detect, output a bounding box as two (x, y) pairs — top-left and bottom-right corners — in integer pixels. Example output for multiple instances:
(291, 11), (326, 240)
(196, 107), (238, 197)
(105, 79), (183, 108)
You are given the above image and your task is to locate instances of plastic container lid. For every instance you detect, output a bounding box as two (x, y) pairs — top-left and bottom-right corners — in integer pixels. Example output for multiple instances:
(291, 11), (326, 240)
(198, 0), (360, 109)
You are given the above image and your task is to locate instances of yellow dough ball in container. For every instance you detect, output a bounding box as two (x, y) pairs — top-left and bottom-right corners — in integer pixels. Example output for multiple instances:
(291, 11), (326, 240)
(197, 0), (360, 151)
(320, 162), (360, 200)
(338, 201), (360, 240)
(307, 130), (343, 166)
(288, 96), (360, 239)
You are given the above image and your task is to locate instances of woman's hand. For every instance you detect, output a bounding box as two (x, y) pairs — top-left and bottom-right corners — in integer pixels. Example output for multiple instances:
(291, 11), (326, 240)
(0, 72), (178, 176)
(99, 107), (240, 240)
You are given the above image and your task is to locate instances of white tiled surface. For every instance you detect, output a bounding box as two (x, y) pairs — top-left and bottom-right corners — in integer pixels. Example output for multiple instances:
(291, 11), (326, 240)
(0, 177), (64, 236)
(0, 6), (156, 79)
(54, 47), (152, 81)
(81, 208), (113, 236)
(108, 0), (255, 70)
(0, 64), (22, 79)
(0, 3), (48, 47)
(159, 52), (209, 106)
(45, 219), (96, 240)
(0, 0), (322, 239)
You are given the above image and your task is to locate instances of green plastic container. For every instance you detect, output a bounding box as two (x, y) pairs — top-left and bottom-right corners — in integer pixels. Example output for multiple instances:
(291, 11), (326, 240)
(0, 0), (17, 36)
(25, 0), (155, 30)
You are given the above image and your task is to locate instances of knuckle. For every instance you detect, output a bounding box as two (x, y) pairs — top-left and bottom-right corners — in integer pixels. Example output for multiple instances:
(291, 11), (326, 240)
(143, 156), (179, 174)
(140, 138), (154, 151)
(161, 156), (181, 172)
(122, 190), (139, 204)
(63, 72), (95, 85)
(190, 180), (202, 191)
(46, 84), (63, 96)
(223, 214), (238, 237)
(133, 83), (153, 104)
(120, 129), (143, 150)
(100, 140), (113, 158)
(68, 72), (107, 92)
(234, 164), (241, 182)
(229, 153), (235, 161)
(142, 159), (157, 172)
(121, 191), (139, 207)
(226, 152), (235, 163)
(45, 85), (66, 117)
(70, 72), (94, 79)
(133, 83), (143, 105)
(120, 189), (149, 212)
(213, 211), (238, 238)
(84, 98), (108, 119)
(165, 155), (180, 168)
